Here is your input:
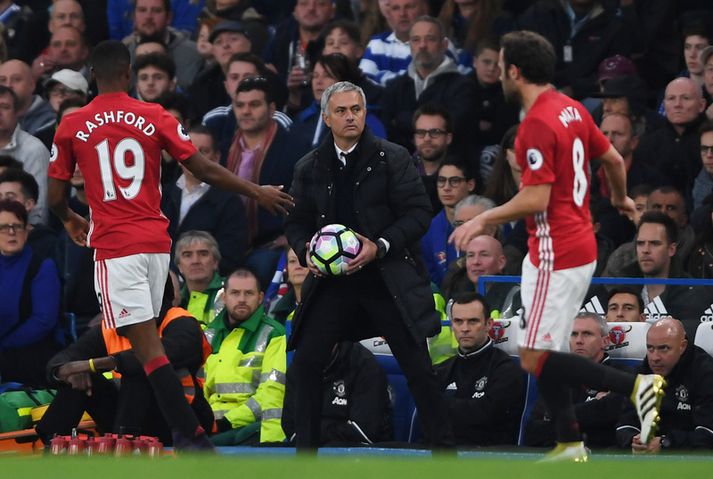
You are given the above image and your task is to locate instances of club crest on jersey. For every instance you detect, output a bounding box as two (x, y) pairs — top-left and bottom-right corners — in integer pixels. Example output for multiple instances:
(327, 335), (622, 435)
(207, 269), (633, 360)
(333, 380), (346, 398)
(50, 143), (58, 162)
(526, 148), (544, 171)
(177, 123), (191, 141)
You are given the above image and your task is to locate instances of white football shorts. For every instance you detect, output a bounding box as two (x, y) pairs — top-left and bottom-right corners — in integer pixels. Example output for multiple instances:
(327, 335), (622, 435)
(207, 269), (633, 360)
(94, 253), (170, 329)
(518, 254), (596, 351)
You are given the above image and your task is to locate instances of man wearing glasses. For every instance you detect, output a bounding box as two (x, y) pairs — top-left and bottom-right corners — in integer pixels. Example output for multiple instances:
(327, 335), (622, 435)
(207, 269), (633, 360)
(421, 160), (475, 287)
(693, 120), (713, 210)
(412, 103), (453, 214)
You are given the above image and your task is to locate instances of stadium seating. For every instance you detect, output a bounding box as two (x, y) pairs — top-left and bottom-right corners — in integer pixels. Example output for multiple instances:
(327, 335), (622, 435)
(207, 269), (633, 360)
(694, 322), (713, 357)
(359, 337), (417, 442)
(604, 322), (649, 369)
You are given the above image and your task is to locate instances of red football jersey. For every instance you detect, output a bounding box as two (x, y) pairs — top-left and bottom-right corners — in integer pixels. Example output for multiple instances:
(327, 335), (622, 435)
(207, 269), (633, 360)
(48, 92), (196, 260)
(516, 90), (610, 271)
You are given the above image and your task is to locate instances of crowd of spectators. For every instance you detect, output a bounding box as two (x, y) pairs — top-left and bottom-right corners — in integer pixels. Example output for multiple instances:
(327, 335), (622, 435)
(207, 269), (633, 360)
(1, 0), (713, 451)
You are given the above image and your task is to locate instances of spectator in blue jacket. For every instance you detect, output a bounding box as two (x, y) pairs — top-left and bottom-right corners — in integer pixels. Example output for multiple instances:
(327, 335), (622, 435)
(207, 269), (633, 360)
(0, 200), (60, 387)
(420, 159), (475, 287)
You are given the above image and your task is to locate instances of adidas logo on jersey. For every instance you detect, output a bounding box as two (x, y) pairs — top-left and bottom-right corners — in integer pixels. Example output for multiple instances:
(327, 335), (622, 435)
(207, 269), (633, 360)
(118, 308), (131, 319)
(701, 305), (713, 322)
(644, 297), (672, 321)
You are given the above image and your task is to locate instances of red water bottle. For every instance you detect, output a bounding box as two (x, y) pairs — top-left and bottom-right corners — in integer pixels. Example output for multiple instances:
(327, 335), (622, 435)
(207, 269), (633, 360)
(67, 436), (85, 455)
(84, 437), (96, 456)
(114, 435), (132, 456)
(49, 435), (67, 455)
(96, 434), (115, 454)
(146, 437), (163, 458)
(132, 438), (147, 455)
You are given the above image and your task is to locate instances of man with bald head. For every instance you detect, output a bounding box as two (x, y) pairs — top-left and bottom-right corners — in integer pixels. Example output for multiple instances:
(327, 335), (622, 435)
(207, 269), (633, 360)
(635, 77), (708, 194)
(0, 60), (55, 135)
(441, 234), (520, 319)
(617, 318), (713, 453)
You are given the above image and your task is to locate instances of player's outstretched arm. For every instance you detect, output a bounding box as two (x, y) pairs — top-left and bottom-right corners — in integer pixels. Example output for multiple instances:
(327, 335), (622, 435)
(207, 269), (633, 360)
(449, 183), (552, 251)
(48, 177), (89, 246)
(181, 153), (294, 215)
(598, 145), (636, 221)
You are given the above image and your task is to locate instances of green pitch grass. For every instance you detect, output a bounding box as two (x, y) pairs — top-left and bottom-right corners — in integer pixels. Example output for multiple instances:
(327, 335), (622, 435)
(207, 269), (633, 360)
(1, 452), (712, 479)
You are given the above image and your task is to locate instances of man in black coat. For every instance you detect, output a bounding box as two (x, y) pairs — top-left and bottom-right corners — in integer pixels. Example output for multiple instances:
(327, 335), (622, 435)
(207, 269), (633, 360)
(284, 80), (454, 450)
(617, 318), (713, 452)
(435, 293), (524, 446)
(633, 78), (707, 200)
(282, 341), (393, 446)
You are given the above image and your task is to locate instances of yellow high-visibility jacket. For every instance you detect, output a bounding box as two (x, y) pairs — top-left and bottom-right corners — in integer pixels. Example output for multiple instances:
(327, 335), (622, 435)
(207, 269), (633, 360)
(204, 306), (286, 442)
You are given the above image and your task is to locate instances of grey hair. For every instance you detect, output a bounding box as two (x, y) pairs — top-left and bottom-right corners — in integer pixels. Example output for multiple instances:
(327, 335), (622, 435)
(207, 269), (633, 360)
(320, 81), (367, 117)
(575, 312), (608, 337)
(410, 15), (446, 39)
(454, 194), (496, 217)
(174, 230), (221, 267)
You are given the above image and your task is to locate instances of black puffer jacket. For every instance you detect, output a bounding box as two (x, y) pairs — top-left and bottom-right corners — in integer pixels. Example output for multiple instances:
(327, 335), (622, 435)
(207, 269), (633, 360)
(285, 129), (439, 348)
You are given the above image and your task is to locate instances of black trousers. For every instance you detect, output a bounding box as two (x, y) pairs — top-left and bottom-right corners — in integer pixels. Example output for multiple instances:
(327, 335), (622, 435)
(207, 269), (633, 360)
(36, 374), (214, 446)
(291, 269), (454, 448)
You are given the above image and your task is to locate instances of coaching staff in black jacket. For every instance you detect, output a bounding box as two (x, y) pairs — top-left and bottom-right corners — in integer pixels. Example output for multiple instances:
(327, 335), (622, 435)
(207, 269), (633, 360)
(282, 341), (392, 446)
(284, 81), (454, 450)
(617, 318), (713, 453)
(435, 293), (524, 446)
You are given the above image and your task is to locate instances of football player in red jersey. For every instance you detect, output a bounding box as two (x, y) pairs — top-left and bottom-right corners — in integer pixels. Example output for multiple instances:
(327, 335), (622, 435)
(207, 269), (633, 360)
(450, 31), (664, 462)
(47, 41), (293, 449)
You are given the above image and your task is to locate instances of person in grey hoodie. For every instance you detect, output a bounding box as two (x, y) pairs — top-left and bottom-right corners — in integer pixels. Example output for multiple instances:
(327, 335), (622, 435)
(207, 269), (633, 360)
(381, 15), (476, 155)
(122, 0), (204, 90)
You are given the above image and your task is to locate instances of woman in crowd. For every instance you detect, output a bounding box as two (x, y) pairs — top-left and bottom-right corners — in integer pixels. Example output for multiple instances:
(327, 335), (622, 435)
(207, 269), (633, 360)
(270, 248), (310, 324)
(0, 200), (60, 387)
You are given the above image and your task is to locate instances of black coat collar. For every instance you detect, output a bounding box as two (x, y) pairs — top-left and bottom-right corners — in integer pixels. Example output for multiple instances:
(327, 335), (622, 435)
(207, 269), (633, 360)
(314, 128), (380, 173)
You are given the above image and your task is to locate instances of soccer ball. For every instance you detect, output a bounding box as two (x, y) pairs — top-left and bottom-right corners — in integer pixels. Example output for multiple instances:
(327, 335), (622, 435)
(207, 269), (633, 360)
(309, 224), (363, 276)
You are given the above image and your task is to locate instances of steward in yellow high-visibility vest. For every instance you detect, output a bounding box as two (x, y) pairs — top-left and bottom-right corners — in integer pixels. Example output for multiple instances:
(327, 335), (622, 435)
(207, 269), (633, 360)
(204, 270), (287, 445)
(180, 272), (225, 329)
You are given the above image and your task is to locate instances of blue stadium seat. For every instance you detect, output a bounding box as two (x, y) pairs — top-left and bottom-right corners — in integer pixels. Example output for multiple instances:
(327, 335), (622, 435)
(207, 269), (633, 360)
(359, 337), (417, 442)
